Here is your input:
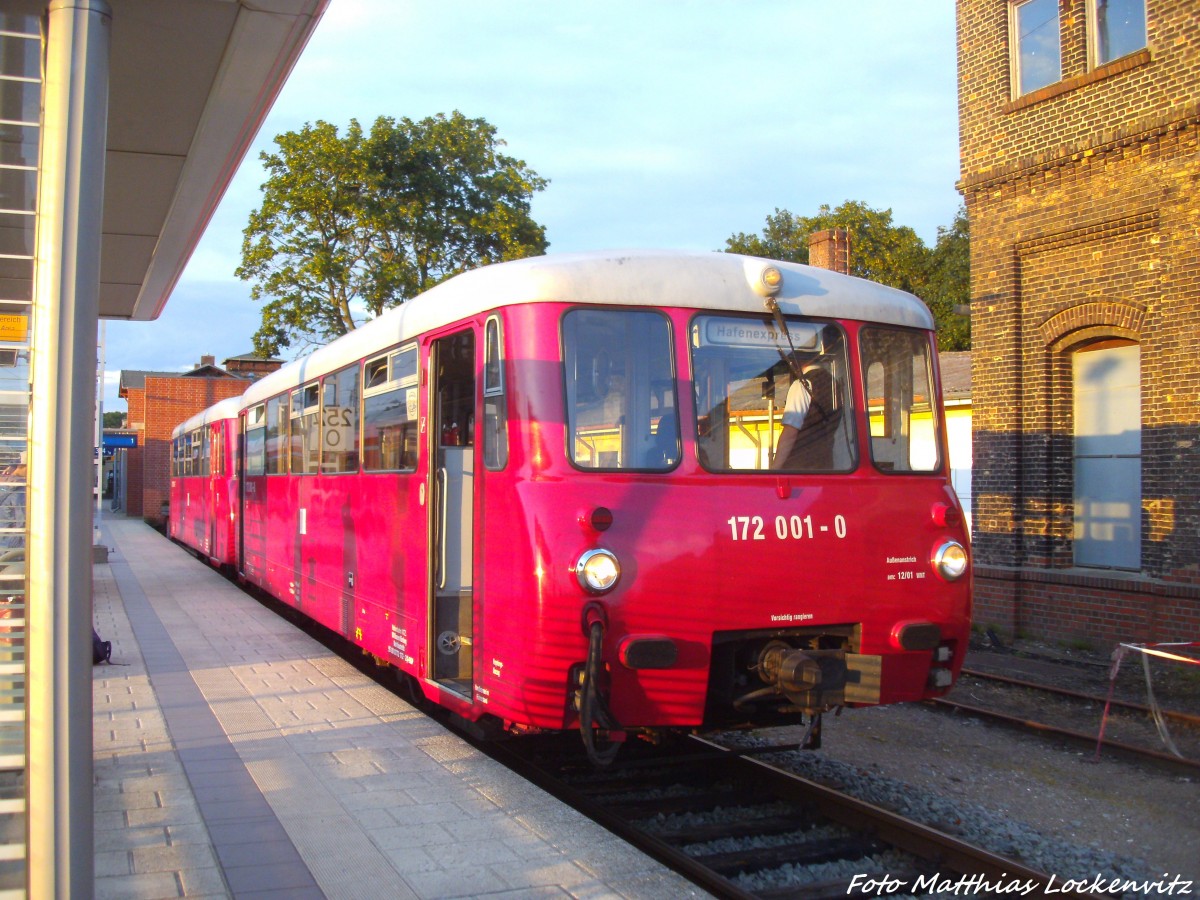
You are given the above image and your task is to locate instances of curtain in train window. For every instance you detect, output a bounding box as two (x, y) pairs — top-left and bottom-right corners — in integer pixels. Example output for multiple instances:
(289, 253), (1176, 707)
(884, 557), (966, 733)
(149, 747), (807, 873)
(563, 309), (677, 471)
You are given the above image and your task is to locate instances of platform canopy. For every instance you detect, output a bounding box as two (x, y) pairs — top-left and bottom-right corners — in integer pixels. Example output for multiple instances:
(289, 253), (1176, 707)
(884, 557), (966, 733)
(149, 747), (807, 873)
(11, 0), (328, 320)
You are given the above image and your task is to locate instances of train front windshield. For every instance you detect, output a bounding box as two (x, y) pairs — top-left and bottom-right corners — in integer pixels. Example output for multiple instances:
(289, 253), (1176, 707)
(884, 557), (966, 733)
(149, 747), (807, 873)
(562, 309), (942, 474)
(692, 316), (855, 472)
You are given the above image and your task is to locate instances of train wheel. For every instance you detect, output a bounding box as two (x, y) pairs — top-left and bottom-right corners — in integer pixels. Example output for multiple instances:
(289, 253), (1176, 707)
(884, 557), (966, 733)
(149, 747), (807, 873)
(393, 668), (424, 707)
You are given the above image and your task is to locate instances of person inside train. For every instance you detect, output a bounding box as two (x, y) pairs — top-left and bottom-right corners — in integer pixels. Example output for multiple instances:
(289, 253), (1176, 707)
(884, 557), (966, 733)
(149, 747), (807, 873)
(650, 408), (678, 468)
(771, 350), (839, 471)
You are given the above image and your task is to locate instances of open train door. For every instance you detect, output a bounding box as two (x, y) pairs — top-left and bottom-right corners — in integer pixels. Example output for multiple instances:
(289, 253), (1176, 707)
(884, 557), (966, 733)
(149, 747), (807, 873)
(427, 329), (477, 700)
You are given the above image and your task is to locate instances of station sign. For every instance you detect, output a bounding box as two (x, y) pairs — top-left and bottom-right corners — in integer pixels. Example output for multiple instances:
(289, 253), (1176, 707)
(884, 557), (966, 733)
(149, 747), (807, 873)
(0, 314), (29, 342)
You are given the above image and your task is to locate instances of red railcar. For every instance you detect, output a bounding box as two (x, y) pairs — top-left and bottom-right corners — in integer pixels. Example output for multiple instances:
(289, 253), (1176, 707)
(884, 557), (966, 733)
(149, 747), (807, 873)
(174, 250), (971, 763)
(169, 396), (241, 568)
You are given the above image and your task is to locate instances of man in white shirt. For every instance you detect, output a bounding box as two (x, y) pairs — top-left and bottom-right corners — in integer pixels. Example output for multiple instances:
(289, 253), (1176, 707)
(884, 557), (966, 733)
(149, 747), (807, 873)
(771, 354), (838, 470)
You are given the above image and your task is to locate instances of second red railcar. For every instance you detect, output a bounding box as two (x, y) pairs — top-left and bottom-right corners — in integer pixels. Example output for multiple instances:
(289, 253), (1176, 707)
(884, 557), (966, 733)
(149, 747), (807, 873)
(169, 395), (241, 568)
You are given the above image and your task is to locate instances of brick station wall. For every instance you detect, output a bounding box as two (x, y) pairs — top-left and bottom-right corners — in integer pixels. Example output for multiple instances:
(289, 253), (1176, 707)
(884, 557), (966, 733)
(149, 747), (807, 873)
(958, 0), (1200, 645)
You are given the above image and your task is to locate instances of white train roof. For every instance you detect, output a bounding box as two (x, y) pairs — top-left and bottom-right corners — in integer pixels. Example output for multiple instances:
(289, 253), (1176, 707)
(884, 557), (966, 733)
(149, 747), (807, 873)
(171, 394), (244, 439)
(241, 249), (934, 408)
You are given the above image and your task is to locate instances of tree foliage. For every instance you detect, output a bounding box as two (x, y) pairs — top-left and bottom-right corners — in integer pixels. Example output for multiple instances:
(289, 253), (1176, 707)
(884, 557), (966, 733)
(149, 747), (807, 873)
(922, 206), (971, 351)
(725, 200), (970, 350)
(237, 112), (548, 355)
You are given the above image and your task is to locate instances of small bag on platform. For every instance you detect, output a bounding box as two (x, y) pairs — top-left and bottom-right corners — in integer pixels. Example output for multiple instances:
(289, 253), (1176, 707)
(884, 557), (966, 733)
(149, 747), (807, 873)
(92, 627), (112, 665)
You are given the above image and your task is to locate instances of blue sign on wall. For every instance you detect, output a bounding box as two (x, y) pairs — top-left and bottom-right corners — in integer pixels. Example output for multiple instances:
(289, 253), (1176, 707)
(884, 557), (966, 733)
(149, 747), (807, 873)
(102, 433), (137, 449)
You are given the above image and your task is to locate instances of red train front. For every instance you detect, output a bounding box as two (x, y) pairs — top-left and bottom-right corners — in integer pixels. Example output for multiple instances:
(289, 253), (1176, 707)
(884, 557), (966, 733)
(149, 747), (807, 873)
(179, 250), (971, 763)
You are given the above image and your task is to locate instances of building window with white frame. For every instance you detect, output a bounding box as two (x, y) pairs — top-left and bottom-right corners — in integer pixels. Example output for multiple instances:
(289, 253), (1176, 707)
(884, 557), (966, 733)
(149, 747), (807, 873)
(1011, 0), (1062, 96)
(1089, 0), (1147, 67)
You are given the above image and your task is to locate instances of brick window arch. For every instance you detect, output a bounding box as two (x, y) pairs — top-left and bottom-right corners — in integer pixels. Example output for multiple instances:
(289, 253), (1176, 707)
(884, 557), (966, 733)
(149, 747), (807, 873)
(1039, 301), (1143, 346)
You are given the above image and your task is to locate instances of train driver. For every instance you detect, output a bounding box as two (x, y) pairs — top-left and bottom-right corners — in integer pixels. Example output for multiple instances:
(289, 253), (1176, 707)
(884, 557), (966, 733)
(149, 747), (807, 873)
(771, 351), (839, 471)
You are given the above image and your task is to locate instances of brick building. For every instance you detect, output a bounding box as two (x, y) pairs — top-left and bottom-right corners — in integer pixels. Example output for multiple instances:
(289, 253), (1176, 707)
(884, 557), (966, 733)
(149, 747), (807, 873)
(958, 0), (1200, 644)
(118, 354), (282, 524)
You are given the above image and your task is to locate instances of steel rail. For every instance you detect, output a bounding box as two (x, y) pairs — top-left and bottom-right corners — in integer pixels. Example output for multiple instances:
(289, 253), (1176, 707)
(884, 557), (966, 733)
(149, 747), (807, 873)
(688, 736), (1093, 899)
(485, 736), (762, 900)
(961, 667), (1200, 726)
(210, 558), (1147, 897)
(489, 730), (1090, 900)
(928, 697), (1200, 773)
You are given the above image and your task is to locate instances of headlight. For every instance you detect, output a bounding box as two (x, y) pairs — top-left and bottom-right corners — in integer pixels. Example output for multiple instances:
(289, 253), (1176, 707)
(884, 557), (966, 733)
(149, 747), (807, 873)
(575, 549), (621, 594)
(932, 541), (968, 581)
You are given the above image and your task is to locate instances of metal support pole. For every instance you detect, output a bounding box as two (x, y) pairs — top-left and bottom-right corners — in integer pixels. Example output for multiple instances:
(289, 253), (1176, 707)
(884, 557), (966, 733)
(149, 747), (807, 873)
(96, 319), (105, 521)
(28, 1), (111, 897)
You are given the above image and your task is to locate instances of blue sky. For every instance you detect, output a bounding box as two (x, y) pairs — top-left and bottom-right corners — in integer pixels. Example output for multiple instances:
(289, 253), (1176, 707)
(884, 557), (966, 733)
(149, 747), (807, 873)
(104, 0), (961, 410)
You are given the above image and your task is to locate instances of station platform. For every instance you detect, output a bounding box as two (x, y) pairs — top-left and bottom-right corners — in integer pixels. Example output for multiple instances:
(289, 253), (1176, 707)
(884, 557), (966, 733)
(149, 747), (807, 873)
(92, 514), (706, 900)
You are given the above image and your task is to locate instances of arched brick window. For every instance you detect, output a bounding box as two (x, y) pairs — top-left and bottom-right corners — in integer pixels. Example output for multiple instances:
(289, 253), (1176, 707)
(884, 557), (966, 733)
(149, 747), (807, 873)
(1042, 302), (1143, 571)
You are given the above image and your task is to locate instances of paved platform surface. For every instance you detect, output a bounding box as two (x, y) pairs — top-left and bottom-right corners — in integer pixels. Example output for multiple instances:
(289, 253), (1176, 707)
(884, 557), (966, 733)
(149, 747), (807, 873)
(93, 514), (707, 900)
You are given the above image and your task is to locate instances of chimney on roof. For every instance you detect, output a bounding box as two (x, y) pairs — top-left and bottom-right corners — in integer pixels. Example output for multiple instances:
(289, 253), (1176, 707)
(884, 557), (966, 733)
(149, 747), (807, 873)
(808, 228), (850, 275)
(198, 354), (215, 368)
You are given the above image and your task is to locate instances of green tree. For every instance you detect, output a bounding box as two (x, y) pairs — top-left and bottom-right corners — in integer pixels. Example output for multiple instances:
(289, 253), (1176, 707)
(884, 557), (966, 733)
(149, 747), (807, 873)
(102, 410), (125, 429)
(725, 200), (970, 349)
(922, 205), (971, 351)
(238, 112), (548, 355)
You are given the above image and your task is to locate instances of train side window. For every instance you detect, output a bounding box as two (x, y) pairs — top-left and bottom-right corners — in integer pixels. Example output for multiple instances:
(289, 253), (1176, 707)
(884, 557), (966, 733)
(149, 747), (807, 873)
(212, 428), (223, 477)
(363, 343), (419, 472)
(245, 404), (267, 476)
(392, 346), (417, 385)
(365, 356), (389, 389)
(290, 383), (321, 474)
(321, 365), (360, 474)
(200, 428), (210, 478)
(265, 395), (288, 475)
(859, 327), (941, 473)
(563, 308), (677, 471)
(483, 316), (508, 470)
(189, 429), (201, 476)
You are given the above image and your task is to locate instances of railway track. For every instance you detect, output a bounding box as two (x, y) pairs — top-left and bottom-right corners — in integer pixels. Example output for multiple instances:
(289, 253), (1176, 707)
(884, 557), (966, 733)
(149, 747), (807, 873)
(215, 566), (1165, 894)
(486, 732), (1084, 900)
(933, 666), (1200, 773)
(244, 588), (1095, 898)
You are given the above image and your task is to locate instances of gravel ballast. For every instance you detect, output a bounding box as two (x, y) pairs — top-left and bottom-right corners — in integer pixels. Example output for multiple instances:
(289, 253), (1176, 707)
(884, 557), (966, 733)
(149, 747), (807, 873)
(725, 700), (1197, 894)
